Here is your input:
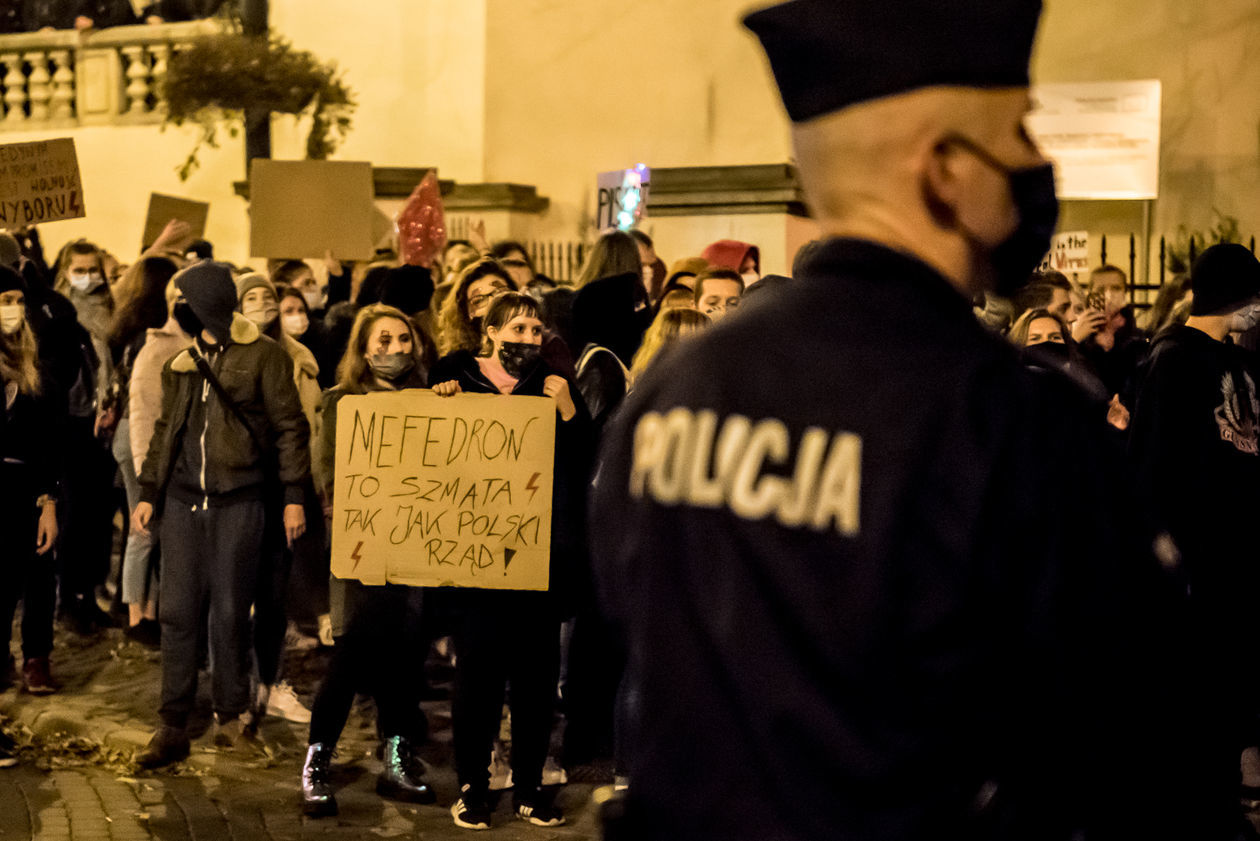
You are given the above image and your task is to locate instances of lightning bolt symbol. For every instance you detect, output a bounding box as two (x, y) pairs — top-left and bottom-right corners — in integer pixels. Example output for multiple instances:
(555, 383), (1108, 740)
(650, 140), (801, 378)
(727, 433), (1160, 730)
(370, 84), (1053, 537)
(350, 541), (364, 571)
(526, 472), (541, 502)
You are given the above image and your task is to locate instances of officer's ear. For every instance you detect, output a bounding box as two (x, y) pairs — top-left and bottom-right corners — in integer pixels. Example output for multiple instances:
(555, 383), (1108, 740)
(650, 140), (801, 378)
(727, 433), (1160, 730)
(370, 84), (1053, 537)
(921, 138), (967, 228)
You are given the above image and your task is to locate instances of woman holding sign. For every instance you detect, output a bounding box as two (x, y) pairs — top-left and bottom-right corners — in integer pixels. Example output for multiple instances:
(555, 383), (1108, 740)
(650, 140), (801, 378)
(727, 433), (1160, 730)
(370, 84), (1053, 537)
(302, 303), (435, 817)
(430, 291), (592, 830)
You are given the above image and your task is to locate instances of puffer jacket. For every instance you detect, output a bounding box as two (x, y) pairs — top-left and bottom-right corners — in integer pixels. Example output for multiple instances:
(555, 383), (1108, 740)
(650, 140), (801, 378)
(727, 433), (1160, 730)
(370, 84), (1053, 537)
(138, 313), (310, 509)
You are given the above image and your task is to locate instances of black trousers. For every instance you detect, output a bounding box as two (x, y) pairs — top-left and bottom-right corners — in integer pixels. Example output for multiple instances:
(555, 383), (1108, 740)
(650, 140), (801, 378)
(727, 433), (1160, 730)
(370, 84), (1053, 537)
(57, 416), (116, 603)
(452, 593), (560, 796)
(158, 497), (264, 728)
(0, 465), (55, 661)
(561, 605), (624, 767)
(308, 581), (425, 747)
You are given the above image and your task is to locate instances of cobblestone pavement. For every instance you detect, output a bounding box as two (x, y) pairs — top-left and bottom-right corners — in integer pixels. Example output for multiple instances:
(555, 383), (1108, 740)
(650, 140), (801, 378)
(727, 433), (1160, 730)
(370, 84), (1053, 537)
(0, 626), (603, 841)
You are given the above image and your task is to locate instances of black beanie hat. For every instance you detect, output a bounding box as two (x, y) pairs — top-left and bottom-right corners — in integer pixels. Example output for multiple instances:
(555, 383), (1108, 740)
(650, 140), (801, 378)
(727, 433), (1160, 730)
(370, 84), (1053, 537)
(1189, 243), (1260, 316)
(744, 0), (1042, 123)
(0, 265), (24, 296)
(379, 265), (436, 316)
(175, 261), (237, 342)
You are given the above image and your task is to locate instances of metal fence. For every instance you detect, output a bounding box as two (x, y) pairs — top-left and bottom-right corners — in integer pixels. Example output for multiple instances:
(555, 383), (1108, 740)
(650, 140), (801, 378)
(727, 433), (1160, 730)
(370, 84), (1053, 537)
(444, 218), (588, 285)
(1098, 233), (1257, 308)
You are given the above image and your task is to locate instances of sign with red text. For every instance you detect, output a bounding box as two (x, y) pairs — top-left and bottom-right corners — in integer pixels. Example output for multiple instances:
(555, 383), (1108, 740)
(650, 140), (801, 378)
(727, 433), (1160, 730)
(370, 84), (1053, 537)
(1027, 80), (1161, 200)
(330, 390), (556, 590)
(1040, 230), (1090, 273)
(0, 138), (84, 225)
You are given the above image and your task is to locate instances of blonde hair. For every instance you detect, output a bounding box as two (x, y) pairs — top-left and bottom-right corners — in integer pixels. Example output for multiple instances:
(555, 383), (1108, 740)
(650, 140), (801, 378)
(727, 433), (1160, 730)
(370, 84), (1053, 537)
(336, 304), (424, 393)
(0, 317), (40, 396)
(629, 308), (710, 383)
(436, 258), (516, 356)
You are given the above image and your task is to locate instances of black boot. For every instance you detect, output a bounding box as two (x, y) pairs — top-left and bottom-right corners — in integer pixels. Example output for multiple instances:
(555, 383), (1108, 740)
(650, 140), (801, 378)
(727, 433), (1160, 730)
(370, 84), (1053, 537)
(301, 743), (337, 817)
(376, 736), (435, 803)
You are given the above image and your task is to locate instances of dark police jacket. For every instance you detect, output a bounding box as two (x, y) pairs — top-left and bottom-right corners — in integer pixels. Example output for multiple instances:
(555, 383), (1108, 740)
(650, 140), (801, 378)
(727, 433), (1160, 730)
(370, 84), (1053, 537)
(590, 239), (1177, 841)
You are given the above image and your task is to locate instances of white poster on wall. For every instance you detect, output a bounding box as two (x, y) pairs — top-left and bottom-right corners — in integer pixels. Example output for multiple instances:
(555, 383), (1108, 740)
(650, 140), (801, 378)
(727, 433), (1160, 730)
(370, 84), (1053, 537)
(1027, 80), (1161, 200)
(1040, 230), (1090, 273)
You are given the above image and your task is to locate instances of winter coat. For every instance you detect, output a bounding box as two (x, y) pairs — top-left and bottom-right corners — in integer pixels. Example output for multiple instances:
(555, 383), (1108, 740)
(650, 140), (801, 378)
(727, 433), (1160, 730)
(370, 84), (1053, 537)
(279, 330), (320, 440)
(137, 313), (310, 509)
(127, 318), (190, 475)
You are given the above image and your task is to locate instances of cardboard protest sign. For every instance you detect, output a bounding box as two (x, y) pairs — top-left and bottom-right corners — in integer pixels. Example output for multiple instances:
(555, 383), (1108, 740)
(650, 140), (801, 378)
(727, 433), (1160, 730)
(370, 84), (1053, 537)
(249, 159), (375, 260)
(142, 193), (208, 251)
(1040, 231), (1090, 274)
(330, 390), (556, 590)
(0, 138), (84, 226)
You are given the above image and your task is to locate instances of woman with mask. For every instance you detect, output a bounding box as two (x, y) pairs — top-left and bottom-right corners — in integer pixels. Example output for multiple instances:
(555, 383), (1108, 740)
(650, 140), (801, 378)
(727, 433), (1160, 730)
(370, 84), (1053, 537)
(106, 257), (179, 646)
(277, 285), (335, 389)
(430, 292), (591, 830)
(0, 267), (60, 695)
(301, 304), (434, 817)
(52, 239), (118, 634)
(1010, 308), (1127, 430)
(233, 272), (323, 726)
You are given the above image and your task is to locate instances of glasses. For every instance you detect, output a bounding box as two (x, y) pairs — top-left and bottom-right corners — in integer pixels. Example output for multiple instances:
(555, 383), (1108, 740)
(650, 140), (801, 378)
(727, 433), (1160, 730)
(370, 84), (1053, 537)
(500, 259), (530, 269)
(468, 288), (506, 310)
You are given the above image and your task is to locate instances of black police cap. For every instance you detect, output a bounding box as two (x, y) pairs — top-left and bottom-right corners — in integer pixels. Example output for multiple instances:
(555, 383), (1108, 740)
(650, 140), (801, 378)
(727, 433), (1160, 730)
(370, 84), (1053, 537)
(743, 0), (1043, 123)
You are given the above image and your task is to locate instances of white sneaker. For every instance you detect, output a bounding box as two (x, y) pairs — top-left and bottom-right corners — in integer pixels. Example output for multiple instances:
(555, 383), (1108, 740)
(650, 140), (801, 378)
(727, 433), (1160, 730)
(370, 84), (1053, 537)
(541, 755), (568, 786)
(266, 681), (312, 723)
(317, 613), (334, 647)
(284, 622), (318, 651)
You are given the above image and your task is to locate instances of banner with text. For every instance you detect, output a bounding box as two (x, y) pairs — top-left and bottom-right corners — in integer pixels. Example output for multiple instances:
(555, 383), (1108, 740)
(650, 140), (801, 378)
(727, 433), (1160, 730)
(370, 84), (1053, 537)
(1027, 80), (1161, 200)
(1040, 230), (1090, 274)
(0, 138), (85, 225)
(596, 164), (650, 231)
(330, 390), (556, 590)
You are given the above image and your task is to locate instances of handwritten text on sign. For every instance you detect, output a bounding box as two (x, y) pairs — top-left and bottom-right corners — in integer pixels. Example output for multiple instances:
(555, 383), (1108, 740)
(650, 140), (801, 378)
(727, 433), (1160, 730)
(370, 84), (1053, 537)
(0, 139), (85, 225)
(330, 390), (556, 590)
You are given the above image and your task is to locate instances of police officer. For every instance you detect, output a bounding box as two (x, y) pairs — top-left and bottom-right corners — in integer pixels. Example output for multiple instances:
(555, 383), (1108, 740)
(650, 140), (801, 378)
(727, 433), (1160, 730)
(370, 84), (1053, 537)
(590, 1), (1183, 839)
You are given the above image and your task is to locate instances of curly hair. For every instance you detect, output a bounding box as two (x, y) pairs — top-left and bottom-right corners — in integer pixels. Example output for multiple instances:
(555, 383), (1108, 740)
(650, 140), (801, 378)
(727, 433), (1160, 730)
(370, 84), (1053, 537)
(435, 258), (517, 356)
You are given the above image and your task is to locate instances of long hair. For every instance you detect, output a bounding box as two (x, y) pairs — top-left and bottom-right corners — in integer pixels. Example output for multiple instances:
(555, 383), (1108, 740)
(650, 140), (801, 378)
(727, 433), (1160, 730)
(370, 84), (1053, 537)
(630, 308), (709, 383)
(436, 258), (517, 356)
(53, 239), (107, 296)
(107, 256), (178, 349)
(1008, 308), (1068, 347)
(576, 230), (641, 288)
(0, 317), (40, 396)
(336, 304), (426, 393)
(479, 292), (542, 357)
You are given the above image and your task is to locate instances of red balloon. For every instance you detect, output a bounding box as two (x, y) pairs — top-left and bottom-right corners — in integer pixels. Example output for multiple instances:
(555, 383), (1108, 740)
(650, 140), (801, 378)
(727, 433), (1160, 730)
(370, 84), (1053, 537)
(397, 170), (447, 268)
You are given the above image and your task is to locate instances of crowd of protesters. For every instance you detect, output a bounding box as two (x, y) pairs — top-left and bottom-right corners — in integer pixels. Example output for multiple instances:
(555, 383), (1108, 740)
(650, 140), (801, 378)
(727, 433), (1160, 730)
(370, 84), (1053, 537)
(0, 217), (758, 827)
(5, 202), (1260, 832)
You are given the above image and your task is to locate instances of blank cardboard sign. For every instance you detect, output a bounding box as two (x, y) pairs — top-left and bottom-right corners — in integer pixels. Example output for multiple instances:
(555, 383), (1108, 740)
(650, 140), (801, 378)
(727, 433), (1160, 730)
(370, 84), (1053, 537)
(249, 159), (375, 260)
(142, 193), (208, 251)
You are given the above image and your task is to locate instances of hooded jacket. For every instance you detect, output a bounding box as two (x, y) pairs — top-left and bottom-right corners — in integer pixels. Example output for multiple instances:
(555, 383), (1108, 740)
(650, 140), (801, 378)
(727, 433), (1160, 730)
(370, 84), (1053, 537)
(137, 313), (311, 509)
(127, 317), (191, 475)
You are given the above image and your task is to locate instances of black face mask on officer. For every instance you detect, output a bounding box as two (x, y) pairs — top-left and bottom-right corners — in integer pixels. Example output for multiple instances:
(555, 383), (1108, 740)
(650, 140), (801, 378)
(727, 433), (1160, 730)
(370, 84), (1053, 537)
(941, 134), (1059, 298)
(498, 341), (542, 379)
(173, 300), (203, 338)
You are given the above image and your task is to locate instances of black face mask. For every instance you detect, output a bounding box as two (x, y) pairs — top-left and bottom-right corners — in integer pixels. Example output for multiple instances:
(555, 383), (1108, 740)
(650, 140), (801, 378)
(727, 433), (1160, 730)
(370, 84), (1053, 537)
(944, 135), (1059, 298)
(1023, 339), (1071, 368)
(173, 301), (203, 338)
(498, 341), (542, 379)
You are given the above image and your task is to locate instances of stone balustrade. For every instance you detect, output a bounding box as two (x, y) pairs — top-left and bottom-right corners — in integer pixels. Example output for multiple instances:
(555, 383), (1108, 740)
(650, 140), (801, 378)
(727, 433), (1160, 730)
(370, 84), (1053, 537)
(0, 20), (221, 130)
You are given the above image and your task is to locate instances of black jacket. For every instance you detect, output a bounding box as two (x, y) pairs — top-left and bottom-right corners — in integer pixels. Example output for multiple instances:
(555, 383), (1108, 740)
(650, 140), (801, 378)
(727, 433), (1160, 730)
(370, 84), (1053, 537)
(590, 238), (1179, 841)
(0, 369), (60, 497)
(430, 349), (593, 614)
(1129, 325), (1260, 609)
(138, 313), (311, 509)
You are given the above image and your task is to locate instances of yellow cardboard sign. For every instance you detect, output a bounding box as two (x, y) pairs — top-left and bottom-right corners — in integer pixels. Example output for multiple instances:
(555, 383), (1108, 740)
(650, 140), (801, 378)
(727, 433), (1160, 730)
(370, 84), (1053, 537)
(330, 390), (556, 590)
(0, 138), (85, 225)
(249, 159), (375, 260)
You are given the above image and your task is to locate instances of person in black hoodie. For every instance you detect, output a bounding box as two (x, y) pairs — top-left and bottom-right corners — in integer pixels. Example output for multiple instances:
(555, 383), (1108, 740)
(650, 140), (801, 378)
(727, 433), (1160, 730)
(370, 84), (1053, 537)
(0, 267), (60, 695)
(1128, 242), (1260, 839)
(131, 261), (311, 769)
(572, 271), (647, 432)
(430, 291), (591, 830)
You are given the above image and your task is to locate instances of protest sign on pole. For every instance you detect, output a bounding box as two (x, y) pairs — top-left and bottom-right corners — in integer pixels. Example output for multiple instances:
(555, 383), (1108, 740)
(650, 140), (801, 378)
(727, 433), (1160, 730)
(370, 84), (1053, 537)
(330, 390), (556, 591)
(1027, 80), (1161, 200)
(0, 138), (85, 225)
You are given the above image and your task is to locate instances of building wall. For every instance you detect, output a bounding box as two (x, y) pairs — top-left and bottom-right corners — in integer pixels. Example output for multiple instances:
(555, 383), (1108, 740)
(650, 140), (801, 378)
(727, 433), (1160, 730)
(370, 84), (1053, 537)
(1034, 0), (1260, 282)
